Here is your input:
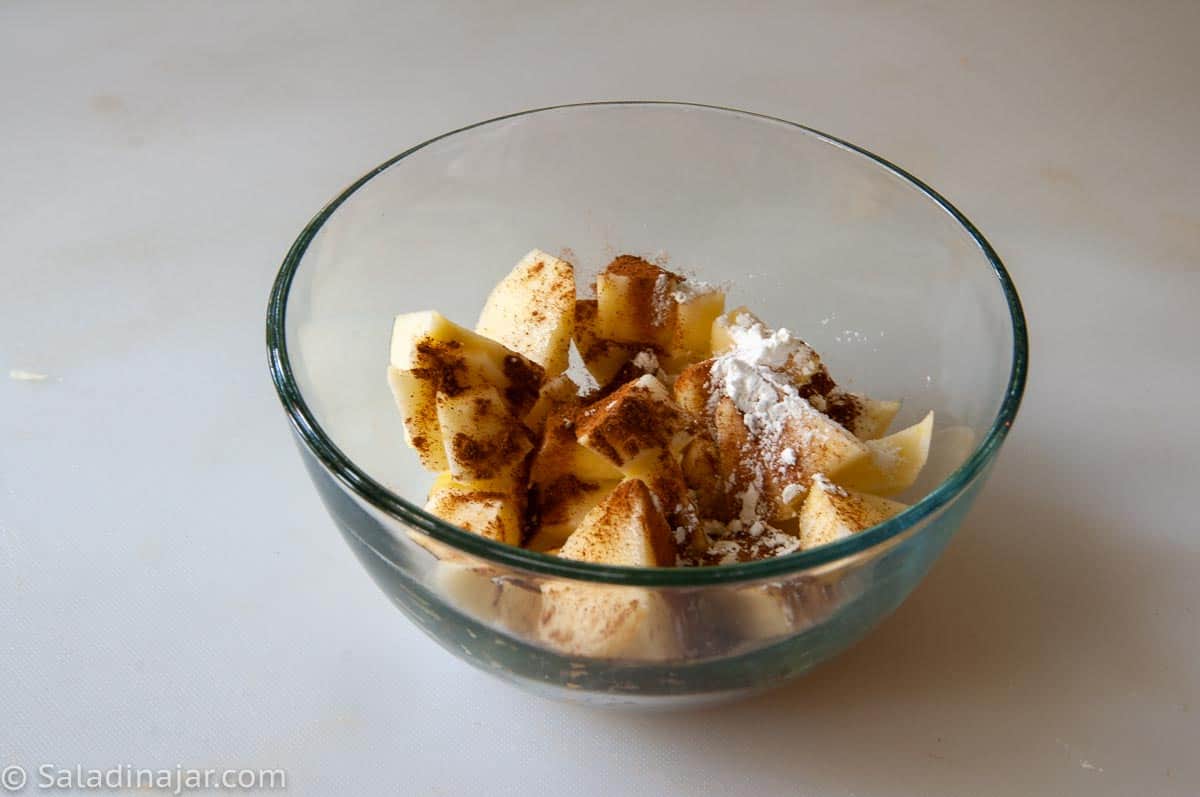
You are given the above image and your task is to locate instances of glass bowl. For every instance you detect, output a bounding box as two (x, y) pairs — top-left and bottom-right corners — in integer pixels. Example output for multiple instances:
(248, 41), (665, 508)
(267, 102), (1027, 706)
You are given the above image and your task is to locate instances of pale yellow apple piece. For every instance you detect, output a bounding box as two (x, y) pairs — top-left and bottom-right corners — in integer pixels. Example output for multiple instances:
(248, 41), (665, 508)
(575, 374), (694, 469)
(680, 434), (722, 518)
(388, 311), (544, 471)
(424, 474), (523, 546)
(572, 299), (640, 386)
(475, 249), (576, 377)
(538, 480), (679, 660)
(797, 480), (908, 549)
(622, 448), (699, 543)
(669, 287), (725, 359)
(538, 584), (678, 660)
(388, 366), (446, 470)
(529, 405), (623, 486)
(846, 395), (901, 440)
(718, 579), (843, 642)
(527, 476), (620, 552)
(522, 374), (579, 438)
(557, 479), (675, 566)
(436, 384), (532, 485)
(672, 360), (713, 419)
(710, 306), (765, 355)
(433, 562), (542, 635)
(831, 411), (934, 496)
(754, 397), (871, 522)
(595, 256), (679, 347)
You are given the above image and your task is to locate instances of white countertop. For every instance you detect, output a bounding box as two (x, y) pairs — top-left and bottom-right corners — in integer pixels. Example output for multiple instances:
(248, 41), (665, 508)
(2, 2), (1197, 794)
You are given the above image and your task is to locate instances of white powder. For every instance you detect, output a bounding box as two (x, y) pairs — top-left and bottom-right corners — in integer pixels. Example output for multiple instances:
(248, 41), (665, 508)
(812, 473), (847, 496)
(671, 278), (715, 303)
(704, 314), (839, 527)
(705, 539), (743, 565)
(760, 528), (800, 557)
(707, 314), (825, 438)
(631, 349), (660, 372)
(732, 480), (762, 530)
(781, 483), (805, 504)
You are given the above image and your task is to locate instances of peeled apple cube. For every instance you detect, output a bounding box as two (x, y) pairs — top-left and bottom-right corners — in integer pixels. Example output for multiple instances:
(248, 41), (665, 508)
(523, 374), (580, 438)
(527, 475), (619, 552)
(797, 481), (908, 549)
(387, 367), (446, 470)
(388, 311), (544, 472)
(572, 299), (641, 387)
(557, 479), (675, 567)
(575, 374), (694, 469)
(718, 579), (843, 642)
(424, 473), (524, 546)
(669, 287), (725, 359)
(475, 249), (576, 377)
(538, 583), (678, 660)
(596, 256), (679, 347)
(433, 562), (542, 635)
(754, 397), (871, 522)
(710, 306), (765, 355)
(537, 480), (679, 660)
(845, 395), (901, 440)
(831, 411), (934, 496)
(435, 384), (533, 485)
(529, 405), (624, 487)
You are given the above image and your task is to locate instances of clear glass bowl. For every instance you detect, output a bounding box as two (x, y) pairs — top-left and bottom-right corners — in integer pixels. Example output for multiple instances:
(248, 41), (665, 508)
(267, 102), (1027, 706)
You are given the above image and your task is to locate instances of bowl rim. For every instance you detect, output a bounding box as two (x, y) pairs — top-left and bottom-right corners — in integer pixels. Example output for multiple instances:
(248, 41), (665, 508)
(266, 101), (1028, 587)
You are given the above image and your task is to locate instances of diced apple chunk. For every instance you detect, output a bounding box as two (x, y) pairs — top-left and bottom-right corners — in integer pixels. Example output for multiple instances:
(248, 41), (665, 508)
(680, 434), (723, 519)
(435, 385), (532, 486)
(844, 395), (901, 440)
(527, 475), (619, 552)
(389, 311), (544, 472)
(475, 249), (576, 377)
(596, 256), (679, 347)
(424, 474), (524, 546)
(538, 480), (679, 660)
(434, 562), (541, 634)
(538, 584), (678, 660)
(523, 374), (580, 437)
(557, 479), (675, 566)
(797, 479), (907, 549)
(762, 397), (870, 499)
(669, 287), (725, 359)
(718, 578), (843, 642)
(530, 405), (624, 486)
(572, 299), (640, 387)
(388, 366), (446, 470)
(673, 360), (714, 420)
(710, 306), (765, 355)
(575, 374), (694, 469)
(831, 411), (934, 496)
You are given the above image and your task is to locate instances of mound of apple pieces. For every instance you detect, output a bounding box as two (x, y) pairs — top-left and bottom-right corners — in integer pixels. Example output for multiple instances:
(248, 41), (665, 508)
(387, 250), (934, 658)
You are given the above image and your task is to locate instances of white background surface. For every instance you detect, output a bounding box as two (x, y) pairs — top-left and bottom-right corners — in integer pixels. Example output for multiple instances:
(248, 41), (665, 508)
(2, 2), (1197, 795)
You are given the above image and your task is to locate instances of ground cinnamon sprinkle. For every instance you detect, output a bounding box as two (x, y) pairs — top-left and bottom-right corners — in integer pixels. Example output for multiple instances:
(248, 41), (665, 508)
(601, 255), (680, 342)
(501, 354), (543, 414)
(535, 474), (602, 524)
(574, 375), (692, 466)
(402, 248), (919, 573)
